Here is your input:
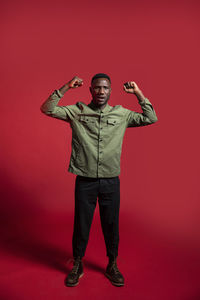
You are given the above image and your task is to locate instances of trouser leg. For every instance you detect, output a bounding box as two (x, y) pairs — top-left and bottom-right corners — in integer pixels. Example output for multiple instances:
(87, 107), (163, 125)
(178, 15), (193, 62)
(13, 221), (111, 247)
(98, 177), (120, 260)
(72, 176), (98, 258)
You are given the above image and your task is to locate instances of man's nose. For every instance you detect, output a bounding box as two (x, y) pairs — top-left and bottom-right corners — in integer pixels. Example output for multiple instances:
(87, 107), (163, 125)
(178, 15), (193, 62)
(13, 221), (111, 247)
(99, 87), (104, 94)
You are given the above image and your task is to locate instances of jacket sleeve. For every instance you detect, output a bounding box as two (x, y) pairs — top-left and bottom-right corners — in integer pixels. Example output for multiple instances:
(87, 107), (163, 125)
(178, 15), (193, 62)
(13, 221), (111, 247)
(126, 98), (158, 127)
(40, 90), (75, 122)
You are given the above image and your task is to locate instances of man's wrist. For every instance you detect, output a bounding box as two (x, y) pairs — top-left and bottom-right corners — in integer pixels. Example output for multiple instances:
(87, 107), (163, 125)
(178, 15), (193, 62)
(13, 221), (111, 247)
(134, 89), (146, 103)
(65, 83), (71, 89)
(58, 83), (70, 96)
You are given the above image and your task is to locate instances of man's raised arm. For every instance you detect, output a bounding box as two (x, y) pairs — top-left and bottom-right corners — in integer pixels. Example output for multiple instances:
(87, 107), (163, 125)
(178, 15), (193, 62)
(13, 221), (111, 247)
(123, 81), (158, 127)
(40, 76), (83, 120)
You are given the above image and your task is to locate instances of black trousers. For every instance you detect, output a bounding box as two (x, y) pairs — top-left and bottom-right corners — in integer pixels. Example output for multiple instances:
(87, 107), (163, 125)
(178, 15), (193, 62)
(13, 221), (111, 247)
(72, 175), (120, 260)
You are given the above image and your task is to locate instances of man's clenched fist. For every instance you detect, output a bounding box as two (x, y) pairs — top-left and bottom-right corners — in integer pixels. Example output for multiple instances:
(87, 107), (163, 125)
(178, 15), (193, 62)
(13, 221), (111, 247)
(123, 81), (140, 94)
(68, 76), (83, 89)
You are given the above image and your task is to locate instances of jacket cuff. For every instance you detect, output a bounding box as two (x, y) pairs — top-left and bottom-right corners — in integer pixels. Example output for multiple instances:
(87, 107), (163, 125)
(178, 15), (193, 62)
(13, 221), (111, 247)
(139, 97), (152, 106)
(55, 89), (64, 98)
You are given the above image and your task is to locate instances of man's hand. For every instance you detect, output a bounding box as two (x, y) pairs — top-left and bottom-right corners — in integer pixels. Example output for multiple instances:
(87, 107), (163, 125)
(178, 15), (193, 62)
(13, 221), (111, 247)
(58, 76), (83, 96)
(123, 81), (146, 103)
(68, 76), (83, 89)
(123, 81), (140, 94)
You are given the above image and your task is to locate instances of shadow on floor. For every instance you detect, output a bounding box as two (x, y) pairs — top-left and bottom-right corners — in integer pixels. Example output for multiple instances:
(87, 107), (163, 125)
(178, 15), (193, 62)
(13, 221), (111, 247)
(0, 170), (71, 274)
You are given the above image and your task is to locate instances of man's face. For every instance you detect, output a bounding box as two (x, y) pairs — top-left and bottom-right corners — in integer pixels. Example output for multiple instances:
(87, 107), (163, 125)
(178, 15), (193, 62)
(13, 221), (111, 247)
(89, 78), (111, 108)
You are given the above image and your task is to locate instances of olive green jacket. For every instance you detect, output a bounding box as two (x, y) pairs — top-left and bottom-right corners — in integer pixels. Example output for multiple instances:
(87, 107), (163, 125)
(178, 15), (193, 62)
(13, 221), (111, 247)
(41, 90), (158, 178)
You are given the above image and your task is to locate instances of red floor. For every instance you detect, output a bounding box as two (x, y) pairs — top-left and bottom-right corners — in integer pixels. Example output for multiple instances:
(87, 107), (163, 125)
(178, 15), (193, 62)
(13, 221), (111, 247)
(1, 212), (200, 300)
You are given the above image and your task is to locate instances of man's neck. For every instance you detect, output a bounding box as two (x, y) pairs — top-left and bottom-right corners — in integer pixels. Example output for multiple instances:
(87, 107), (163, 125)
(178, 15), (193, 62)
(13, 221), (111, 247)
(91, 100), (107, 111)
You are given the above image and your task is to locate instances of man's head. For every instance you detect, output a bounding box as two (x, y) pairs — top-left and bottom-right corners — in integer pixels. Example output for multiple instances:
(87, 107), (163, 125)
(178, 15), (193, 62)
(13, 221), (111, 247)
(90, 73), (112, 109)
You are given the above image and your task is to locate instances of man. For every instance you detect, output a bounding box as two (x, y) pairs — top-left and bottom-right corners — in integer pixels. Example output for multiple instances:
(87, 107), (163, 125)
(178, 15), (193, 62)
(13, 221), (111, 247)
(40, 73), (158, 287)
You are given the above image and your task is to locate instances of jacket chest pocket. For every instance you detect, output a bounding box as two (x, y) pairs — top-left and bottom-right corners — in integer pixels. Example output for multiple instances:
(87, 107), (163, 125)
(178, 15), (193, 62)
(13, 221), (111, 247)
(106, 118), (121, 134)
(79, 115), (96, 132)
(80, 115), (95, 123)
(107, 119), (119, 125)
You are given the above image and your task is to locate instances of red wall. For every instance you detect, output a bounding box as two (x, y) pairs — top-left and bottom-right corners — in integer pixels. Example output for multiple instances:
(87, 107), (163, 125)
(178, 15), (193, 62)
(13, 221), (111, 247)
(1, 0), (200, 250)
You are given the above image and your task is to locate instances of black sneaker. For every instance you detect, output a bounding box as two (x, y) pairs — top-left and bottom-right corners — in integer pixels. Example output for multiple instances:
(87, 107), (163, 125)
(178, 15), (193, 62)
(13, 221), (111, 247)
(65, 257), (84, 287)
(105, 260), (124, 287)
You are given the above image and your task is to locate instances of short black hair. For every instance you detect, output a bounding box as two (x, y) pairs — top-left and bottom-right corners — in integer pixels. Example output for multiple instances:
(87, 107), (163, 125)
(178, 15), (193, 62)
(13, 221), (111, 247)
(91, 73), (111, 85)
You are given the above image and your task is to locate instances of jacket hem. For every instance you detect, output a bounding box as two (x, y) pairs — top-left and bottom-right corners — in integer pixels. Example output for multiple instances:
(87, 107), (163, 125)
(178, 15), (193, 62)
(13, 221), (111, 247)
(68, 167), (120, 178)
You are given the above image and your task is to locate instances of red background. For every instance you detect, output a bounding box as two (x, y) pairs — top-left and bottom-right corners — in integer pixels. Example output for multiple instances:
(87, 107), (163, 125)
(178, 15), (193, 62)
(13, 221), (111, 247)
(1, 0), (200, 299)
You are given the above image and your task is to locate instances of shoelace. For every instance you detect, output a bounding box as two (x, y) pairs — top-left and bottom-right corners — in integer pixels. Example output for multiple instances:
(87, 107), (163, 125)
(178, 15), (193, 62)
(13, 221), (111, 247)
(71, 260), (81, 274)
(111, 262), (120, 274)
